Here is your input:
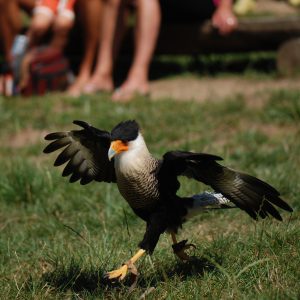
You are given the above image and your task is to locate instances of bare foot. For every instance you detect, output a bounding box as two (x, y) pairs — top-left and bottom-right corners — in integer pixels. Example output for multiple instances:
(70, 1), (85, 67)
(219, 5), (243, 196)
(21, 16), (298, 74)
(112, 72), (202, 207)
(67, 75), (90, 97)
(112, 82), (149, 102)
(83, 75), (113, 94)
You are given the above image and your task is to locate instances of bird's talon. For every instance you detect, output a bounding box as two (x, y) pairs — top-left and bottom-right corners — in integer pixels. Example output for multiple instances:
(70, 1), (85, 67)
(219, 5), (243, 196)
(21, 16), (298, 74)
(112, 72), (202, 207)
(106, 264), (129, 281)
(184, 243), (196, 250)
(172, 239), (196, 261)
(106, 260), (139, 281)
(126, 260), (138, 276)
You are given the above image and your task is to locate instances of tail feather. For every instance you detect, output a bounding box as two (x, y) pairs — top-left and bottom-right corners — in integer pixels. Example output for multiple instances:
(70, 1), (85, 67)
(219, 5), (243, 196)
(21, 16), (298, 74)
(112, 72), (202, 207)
(186, 192), (235, 219)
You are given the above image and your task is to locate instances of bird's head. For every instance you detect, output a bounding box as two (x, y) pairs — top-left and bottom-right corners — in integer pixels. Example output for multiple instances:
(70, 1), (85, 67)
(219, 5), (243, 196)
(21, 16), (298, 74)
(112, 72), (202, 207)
(108, 120), (140, 161)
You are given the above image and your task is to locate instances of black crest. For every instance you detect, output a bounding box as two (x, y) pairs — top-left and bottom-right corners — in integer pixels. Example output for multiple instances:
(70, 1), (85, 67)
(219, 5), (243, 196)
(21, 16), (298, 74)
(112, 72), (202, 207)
(111, 120), (140, 142)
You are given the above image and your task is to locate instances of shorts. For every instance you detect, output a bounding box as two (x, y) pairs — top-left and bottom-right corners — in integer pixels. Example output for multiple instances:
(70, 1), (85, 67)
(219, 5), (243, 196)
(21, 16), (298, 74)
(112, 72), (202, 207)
(160, 0), (215, 23)
(34, 0), (76, 21)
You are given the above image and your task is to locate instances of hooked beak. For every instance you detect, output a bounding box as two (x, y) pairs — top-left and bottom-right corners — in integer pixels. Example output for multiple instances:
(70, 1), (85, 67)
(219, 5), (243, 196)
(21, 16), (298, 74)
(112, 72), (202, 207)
(108, 140), (129, 161)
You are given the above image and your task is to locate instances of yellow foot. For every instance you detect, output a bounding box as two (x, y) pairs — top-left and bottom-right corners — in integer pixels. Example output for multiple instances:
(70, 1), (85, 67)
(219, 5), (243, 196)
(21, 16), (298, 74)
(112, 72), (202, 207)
(172, 239), (196, 262)
(105, 260), (138, 281)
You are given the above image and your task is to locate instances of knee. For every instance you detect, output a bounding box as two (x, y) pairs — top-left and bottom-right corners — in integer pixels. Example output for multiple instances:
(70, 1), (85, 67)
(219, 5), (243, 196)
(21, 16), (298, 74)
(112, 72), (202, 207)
(53, 17), (73, 34)
(30, 17), (52, 38)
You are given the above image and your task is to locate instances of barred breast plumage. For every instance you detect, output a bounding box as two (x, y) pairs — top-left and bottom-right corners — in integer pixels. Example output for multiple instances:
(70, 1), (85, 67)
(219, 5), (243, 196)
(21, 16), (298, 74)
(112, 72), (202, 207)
(116, 156), (160, 210)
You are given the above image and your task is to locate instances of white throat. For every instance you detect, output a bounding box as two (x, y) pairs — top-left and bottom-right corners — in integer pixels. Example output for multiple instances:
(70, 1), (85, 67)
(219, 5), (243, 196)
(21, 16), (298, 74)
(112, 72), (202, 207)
(114, 133), (150, 174)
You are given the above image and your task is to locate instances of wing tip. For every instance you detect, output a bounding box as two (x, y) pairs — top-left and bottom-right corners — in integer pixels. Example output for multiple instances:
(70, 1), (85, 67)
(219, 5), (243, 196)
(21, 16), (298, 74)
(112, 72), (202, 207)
(44, 132), (59, 141)
(43, 144), (55, 154)
(43, 147), (50, 154)
(44, 134), (52, 141)
(73, 120), (91, 129)
(283, 202), (293, 213)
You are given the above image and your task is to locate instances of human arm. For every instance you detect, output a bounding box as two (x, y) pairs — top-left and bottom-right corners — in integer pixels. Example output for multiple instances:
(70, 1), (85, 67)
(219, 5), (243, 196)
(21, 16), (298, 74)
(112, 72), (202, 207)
(212, 0), (238, 35)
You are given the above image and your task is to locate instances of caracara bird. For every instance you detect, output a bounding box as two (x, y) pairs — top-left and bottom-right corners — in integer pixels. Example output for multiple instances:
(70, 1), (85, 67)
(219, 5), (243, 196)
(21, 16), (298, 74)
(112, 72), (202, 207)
(43, 120), (293, 281)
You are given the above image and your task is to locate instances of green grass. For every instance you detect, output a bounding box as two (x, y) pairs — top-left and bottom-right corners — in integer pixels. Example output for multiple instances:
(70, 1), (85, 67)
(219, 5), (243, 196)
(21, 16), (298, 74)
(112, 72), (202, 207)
(0, 86), (299, 299)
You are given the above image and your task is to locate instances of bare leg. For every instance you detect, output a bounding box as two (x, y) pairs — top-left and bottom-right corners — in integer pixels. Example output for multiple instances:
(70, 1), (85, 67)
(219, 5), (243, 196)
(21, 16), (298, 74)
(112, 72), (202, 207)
(0, 0), (23, 64)
(112, 0), (161, 102)
(51, 15), (74, 50)
(67, 0), (103, 96)
(0, 0), (34, 94)
(27, 12), (53, 48)
(84, 0), (124, 94)
(20, 11), (73, 91)
(18, 13), (53, 90)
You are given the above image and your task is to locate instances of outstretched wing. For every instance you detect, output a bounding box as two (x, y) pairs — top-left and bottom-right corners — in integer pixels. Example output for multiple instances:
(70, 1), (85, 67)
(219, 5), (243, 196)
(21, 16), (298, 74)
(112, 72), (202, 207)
(43, 120), (116, 185)
(158, 151), (293, 220)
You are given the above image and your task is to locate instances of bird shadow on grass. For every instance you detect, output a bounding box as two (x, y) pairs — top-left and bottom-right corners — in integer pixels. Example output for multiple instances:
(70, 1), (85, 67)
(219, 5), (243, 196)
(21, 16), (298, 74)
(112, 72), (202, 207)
(36, 255), (220, 295)
(138, 255), (219, 288)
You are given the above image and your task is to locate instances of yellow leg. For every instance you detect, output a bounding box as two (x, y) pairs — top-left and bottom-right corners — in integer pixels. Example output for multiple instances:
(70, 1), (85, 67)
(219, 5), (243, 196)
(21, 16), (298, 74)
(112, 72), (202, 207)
(106, 249), (146, 281)
(171, 232), (196, 261)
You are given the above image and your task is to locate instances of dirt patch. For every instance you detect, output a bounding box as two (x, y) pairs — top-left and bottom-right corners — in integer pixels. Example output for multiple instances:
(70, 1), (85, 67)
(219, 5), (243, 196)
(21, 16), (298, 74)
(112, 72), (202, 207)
(150, 76), (300, 106)
(8, 128), (48, 148)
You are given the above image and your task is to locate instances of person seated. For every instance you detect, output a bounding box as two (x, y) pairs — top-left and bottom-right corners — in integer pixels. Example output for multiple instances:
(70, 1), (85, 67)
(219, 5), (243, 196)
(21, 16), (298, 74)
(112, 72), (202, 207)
(19, 0), (77, 91)
(83, 0), (238, 102)
(19, 0), (104, 97)
(28, 0), (76, 50)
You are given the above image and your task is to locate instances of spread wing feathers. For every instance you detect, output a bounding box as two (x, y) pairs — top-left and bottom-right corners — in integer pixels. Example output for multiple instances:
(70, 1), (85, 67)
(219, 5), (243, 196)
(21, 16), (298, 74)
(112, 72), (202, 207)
(157, 151), (222, 199)
(43, 120), (116, 184)
(158, 151), (293, 220)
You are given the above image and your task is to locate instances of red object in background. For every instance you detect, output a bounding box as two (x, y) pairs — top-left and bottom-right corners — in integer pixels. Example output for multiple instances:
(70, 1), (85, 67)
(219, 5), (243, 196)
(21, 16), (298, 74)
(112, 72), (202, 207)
(21, 46), (71, 96)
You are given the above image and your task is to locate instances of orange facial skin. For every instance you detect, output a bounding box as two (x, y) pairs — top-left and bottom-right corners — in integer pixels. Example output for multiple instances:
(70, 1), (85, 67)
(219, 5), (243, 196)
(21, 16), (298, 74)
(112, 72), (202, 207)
(108, 140), (129, 160)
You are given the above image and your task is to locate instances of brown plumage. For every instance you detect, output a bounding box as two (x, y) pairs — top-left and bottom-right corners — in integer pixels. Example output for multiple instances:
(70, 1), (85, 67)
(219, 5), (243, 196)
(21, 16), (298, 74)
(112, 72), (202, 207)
(43, 120), (293, 281)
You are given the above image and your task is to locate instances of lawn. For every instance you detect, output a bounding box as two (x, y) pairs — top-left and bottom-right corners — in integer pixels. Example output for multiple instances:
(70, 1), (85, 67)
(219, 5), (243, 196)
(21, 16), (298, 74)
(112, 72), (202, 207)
(0, 82), (299, 299)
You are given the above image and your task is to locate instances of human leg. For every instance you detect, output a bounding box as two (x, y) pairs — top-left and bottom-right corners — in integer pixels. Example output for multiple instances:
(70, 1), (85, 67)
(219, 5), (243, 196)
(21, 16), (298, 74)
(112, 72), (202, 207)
(112, 0), (161, 101)
(27, 8), (54, 47)
(49, 0), (76, 50)
(84, 0), (124, 94)
(67, 0), (103, 97)
(18, 6), (53, 90)
(0, 0), (23, 64)
(51, 15), (74, 50)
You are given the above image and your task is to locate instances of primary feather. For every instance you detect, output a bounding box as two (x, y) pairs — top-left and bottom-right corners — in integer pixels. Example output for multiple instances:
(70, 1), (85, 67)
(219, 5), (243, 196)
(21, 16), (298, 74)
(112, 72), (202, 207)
(44, 120), (116, 184)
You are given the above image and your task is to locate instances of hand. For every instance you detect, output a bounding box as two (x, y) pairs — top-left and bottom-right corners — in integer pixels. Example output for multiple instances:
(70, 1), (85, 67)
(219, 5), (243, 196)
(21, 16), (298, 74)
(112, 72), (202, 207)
(212, 5), (238, 35)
